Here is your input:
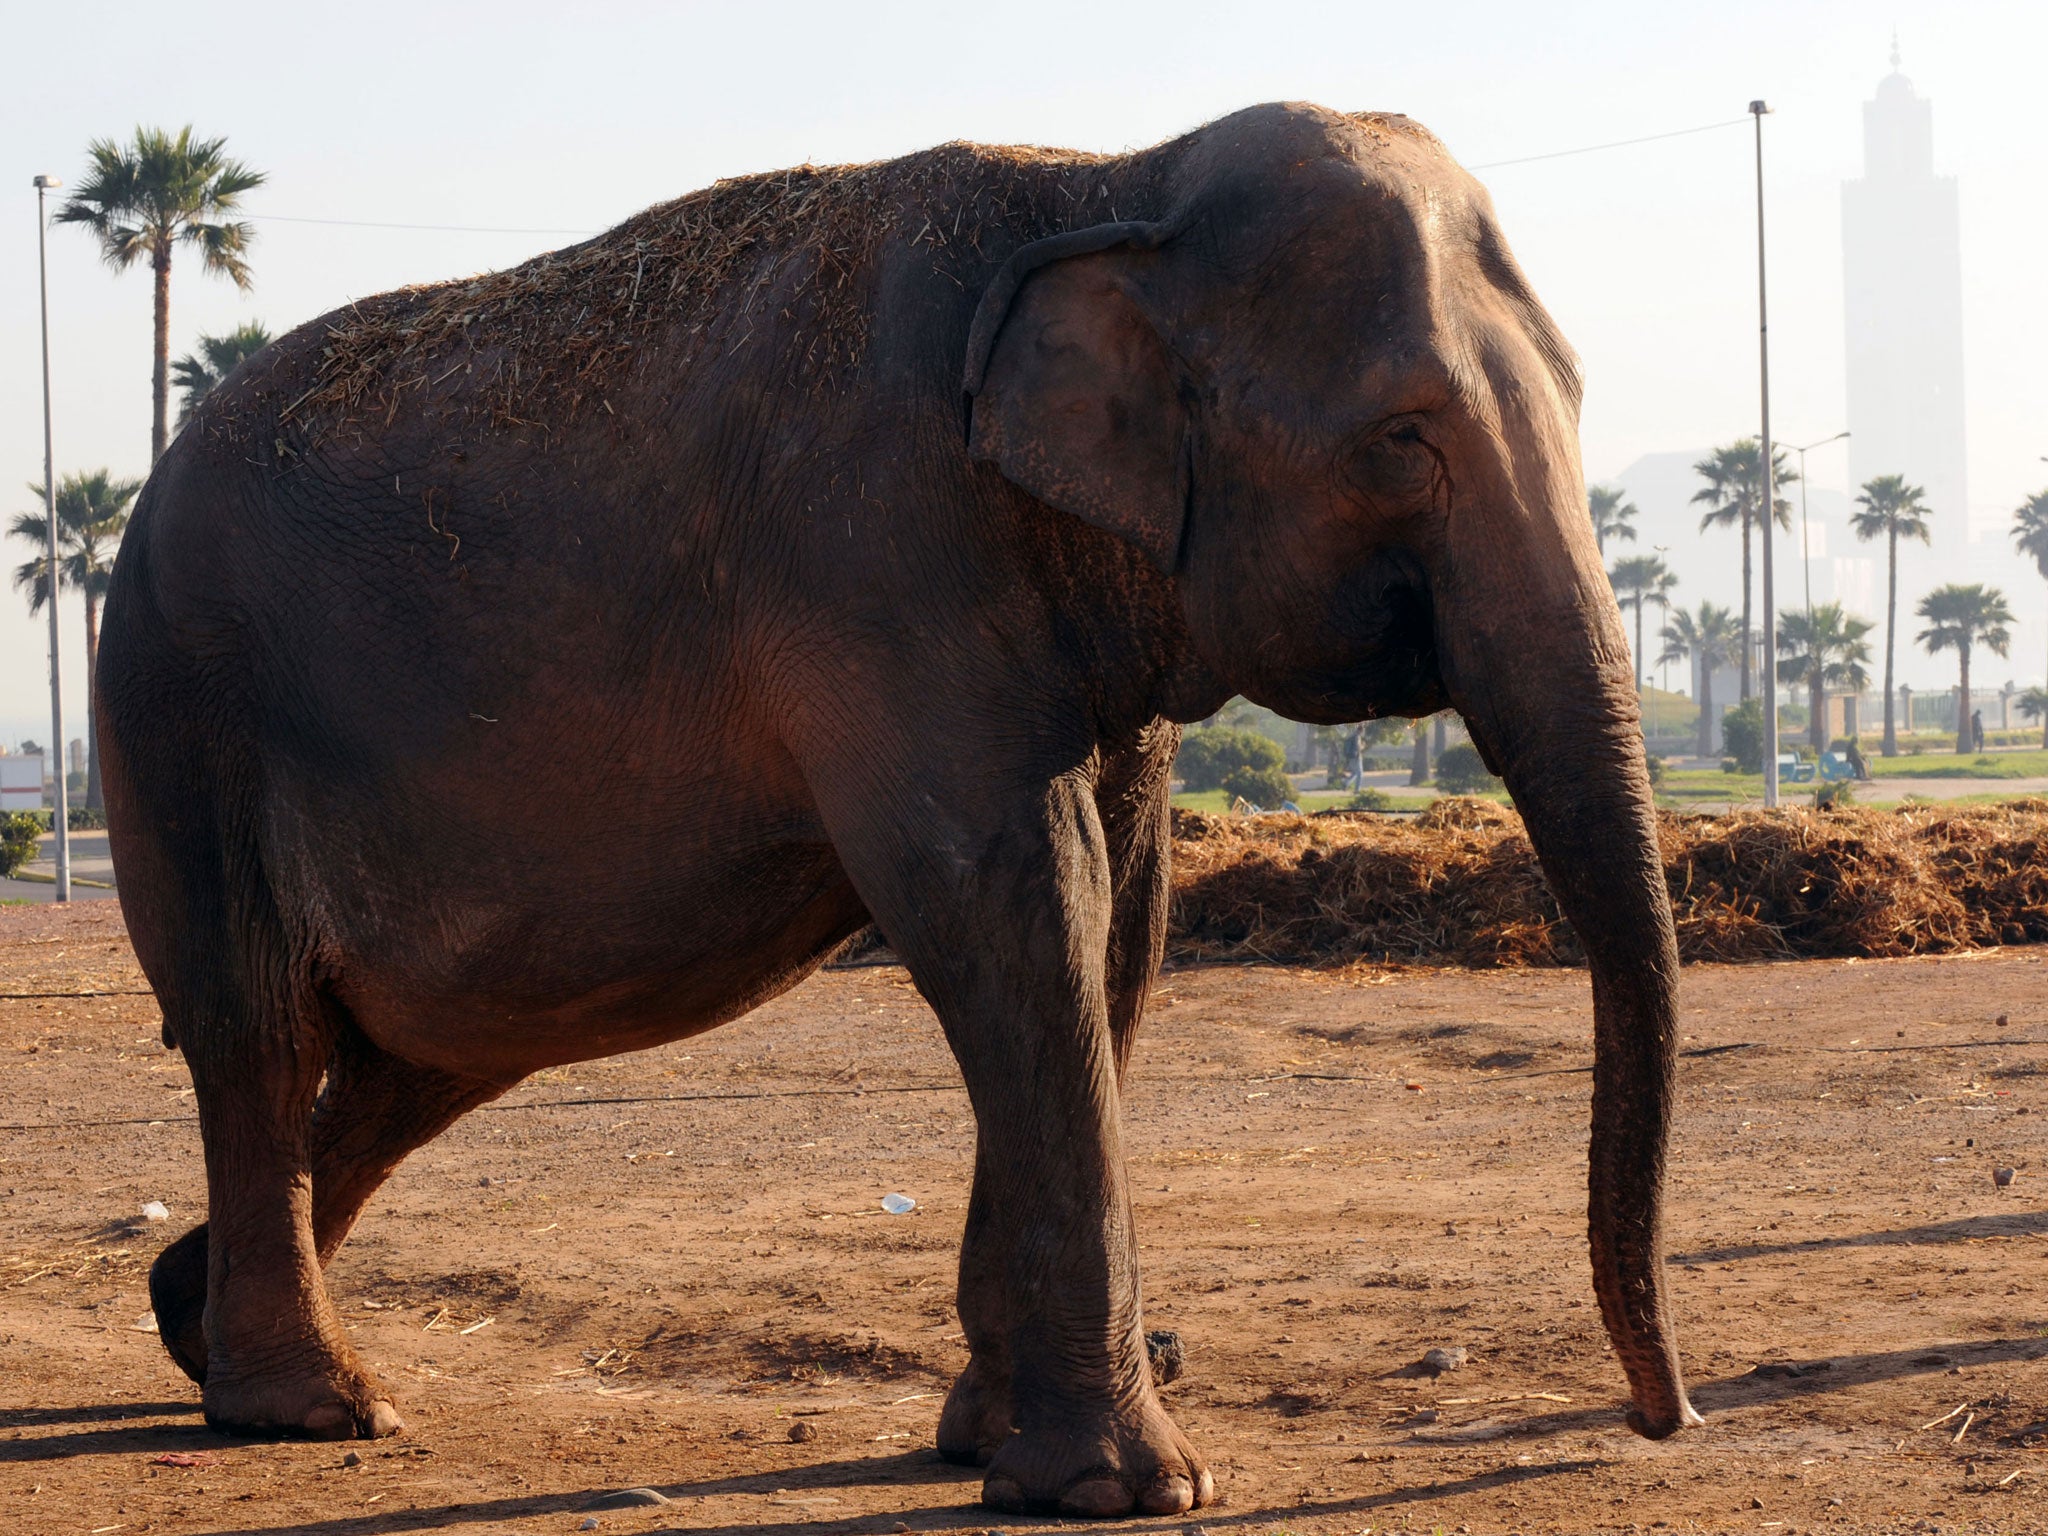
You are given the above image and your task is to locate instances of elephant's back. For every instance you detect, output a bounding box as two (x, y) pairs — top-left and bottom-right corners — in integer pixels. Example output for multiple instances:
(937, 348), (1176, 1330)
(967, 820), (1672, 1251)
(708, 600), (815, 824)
(241, 142), (1129, 459)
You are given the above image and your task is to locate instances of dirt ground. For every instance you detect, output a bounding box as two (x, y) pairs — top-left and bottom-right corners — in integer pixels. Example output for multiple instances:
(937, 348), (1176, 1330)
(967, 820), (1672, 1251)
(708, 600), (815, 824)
(1, 903), (2043, 1536)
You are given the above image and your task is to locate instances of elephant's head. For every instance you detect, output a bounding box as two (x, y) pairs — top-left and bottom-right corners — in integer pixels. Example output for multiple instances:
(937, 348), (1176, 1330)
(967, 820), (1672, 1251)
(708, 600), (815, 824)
(964, 102), (1697, 1439)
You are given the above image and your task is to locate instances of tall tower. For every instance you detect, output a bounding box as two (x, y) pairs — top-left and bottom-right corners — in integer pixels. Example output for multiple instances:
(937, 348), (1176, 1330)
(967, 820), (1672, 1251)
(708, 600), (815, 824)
(1841, 38), (1968, 544)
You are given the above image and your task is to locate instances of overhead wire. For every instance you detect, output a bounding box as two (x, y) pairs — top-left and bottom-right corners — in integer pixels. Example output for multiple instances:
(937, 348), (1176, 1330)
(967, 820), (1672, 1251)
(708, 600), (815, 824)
(1467, 117), (1751, 170)
(225, 118), (1755, 238)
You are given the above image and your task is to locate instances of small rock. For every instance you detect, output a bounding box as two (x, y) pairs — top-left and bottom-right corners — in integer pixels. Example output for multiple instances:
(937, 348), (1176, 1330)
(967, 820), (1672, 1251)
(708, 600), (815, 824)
(892, 1525), (911, 1534)
(1421, 1346), (1468, 1376)
(1751, 1496), (1766, 1509)
(580, 1522), (600, 1533)
(1996, 1013), (2009, 1026)
(1993, 1166), (2017, 1190)
(341, 1451), (362, 1468)
(788, 1420), (816, 1443)
(1146, 1329), (1186, 1385)
(141, 1201), (169, 1223)
(584, 1487), (671, 1510)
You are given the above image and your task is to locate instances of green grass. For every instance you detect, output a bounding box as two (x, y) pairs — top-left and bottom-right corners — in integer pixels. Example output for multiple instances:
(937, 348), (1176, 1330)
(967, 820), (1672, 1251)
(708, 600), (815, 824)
(1868, 748), (2048, 780)
(1657, 768), (1765, 801)
(1171, 786), (1440, 814)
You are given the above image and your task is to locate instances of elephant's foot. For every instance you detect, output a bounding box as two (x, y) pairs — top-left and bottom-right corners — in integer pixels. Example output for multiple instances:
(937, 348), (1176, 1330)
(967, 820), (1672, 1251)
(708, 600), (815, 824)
(981, 1397), (1211, 1517)
(203, 1355), (404, 1441)
(937, 1355), (1014, 1466)
(148, 1225), (211, 1384)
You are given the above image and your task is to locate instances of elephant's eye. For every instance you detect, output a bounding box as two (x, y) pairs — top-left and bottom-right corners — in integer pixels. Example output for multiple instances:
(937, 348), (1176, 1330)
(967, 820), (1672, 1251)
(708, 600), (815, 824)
(1342, 419), (1442, 511)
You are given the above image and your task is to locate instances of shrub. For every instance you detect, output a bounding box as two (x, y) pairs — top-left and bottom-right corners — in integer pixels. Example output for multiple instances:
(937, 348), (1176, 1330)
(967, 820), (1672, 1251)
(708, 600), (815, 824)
(1342, 788), (1395, 811)
(1433, 743), (1501, 795)
(1176, 726), (1284, 793)
(1221, 762), (1294, 810)
(1645, 750), (1666, 786)
(1, 812), (45, 877)
(1721, 699), (1765, 774)
(1815, 782), (1854, 809)
(67, 806), (106, 831)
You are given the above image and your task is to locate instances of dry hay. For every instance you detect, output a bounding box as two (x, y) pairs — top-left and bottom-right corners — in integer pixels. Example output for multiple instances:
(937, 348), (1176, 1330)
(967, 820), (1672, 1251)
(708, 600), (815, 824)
(283, 142), (1130, 438)
(1167, 798), (2048, 968)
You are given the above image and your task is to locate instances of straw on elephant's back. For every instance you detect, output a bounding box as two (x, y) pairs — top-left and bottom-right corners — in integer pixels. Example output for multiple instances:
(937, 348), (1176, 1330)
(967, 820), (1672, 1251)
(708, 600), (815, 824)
(282, 142), (1127, 435)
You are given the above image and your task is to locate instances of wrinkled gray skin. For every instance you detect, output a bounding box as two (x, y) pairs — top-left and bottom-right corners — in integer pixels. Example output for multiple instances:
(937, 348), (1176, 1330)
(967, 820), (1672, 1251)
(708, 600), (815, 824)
(97, 103), (1696, 1519)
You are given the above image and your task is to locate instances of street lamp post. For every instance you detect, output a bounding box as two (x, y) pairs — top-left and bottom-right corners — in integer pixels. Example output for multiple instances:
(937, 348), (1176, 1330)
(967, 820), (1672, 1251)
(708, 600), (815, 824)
(33, 175), (69, 902)
(1653, 543), (1670, 743)
(1751, 100), (1779, 808)
(1776, 431), (1851, 621)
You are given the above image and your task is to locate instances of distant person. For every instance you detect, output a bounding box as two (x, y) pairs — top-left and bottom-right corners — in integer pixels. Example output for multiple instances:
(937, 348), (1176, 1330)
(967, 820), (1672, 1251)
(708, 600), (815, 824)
(1971, 709), (1985, 752)
(1845, 738), (1870, 780)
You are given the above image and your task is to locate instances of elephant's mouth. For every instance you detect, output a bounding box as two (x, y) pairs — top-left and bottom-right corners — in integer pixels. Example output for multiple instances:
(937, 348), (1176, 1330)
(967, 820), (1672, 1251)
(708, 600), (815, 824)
(1269, 548), (1446, 725)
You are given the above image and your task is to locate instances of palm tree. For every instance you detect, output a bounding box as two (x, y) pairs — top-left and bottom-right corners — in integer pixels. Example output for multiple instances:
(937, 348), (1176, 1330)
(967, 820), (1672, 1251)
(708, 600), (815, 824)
(1589, 485), (1638, 556)
(2020, 686), (2048, 751)
(1608, 553), (1677, 697)
(1659, 601), (1739, 757)
(1916, 584), (2013, 756)
(1692, 438), (1796, 703)
(172, 321), (273, 426)
(56, 127), (265, 462)
(2012, 489), (2048, 742)
(1775, 602), (1874, 753)
(9, 471), (140, 810)
(1850, 475), (1935, 756)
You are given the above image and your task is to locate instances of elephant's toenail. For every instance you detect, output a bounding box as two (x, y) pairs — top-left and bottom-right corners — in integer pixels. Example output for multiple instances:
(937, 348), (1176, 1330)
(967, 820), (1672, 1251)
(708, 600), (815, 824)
(1059, 1476), (1135, 1518)
(365, 1401), (405, 1438)
(1139, 1473), (1196, 1514)
(1193, 1466), (1216, 1505)
(980, 1474), (1028, 1512)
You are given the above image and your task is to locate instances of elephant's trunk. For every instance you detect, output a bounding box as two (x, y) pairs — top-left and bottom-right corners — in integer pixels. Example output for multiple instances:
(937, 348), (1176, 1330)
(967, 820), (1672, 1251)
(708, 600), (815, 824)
(1435, 481), (1700, 1441)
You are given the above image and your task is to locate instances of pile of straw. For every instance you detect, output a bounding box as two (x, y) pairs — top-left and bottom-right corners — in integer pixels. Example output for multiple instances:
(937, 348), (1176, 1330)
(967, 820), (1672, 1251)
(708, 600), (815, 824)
(1167, 799), (2048, 967)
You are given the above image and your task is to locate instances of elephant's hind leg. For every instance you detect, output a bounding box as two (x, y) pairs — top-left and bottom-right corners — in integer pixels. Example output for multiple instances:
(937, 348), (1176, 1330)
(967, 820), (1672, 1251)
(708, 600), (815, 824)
(152, 1026), (499, 1431)
(169, 964), (389, 1439)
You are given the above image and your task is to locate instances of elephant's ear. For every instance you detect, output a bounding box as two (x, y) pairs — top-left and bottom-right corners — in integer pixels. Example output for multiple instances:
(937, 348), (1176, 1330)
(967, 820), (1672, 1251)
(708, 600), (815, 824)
(964, 221), (1188, 574)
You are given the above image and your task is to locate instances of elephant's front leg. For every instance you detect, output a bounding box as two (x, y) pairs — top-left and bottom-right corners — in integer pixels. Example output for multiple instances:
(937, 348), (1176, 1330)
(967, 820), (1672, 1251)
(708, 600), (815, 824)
(832, 767), (1206, 1517)
(937, 730), (1179, 1475)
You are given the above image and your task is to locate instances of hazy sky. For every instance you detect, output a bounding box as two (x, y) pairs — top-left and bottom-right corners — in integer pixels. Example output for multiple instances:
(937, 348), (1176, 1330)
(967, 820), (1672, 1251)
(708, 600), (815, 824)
(5, 0), (2045, 743)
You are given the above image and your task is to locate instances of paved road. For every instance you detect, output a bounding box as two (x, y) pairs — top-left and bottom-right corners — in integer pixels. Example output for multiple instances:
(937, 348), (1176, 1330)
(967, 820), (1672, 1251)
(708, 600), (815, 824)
(2, 831), (120, 904)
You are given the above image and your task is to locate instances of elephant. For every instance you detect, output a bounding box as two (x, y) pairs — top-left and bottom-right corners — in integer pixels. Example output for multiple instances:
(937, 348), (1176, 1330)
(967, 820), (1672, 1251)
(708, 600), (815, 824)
(96, 101), (1697, 1518)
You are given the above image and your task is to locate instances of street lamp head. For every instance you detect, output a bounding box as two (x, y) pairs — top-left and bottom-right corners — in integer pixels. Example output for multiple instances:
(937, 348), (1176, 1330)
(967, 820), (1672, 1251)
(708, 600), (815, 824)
(32, 175), (60, 189)
(1749, 100), (1772, 116)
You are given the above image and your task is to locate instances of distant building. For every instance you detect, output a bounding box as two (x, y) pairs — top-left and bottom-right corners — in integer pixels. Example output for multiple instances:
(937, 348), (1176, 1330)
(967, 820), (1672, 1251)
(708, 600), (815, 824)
(1841, 40), (1969, 544)
(0, 753), (44, 812)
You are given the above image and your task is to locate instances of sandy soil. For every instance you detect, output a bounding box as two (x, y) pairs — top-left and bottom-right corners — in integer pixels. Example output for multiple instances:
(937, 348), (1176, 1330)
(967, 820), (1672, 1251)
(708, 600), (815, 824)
(2, 902), (2043, 1536)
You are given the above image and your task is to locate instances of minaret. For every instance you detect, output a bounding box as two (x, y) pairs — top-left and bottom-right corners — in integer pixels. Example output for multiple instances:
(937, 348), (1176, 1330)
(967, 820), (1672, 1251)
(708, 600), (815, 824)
(1840, 37), (1969, 543)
